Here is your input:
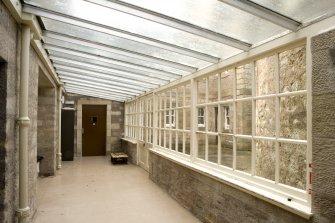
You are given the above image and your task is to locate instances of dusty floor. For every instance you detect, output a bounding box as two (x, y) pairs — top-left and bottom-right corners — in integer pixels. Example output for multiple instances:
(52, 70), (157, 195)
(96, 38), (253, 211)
(33, 156), (201, 223)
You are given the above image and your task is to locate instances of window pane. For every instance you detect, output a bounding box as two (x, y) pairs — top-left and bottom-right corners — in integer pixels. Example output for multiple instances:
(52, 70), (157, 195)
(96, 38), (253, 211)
(208, 106), (218, 132)
(185, 132), (191, 155)
(221, 134), (233, 168)
(280, 95), (307, 140)
(236, 64), (252, 99)
(197, 107), (205, 131)
(160, 94), (165, 110)
(166, 131), (170, 149)
(177, 86), (184, 107)
(280, 46), (306, 93)
(236, 138), (252, 174)
(185, 108), (191, 130)
(197, 133), (206, 160)
(208, 74), (219, 102)
(171, 131), (176, 151)
(208, 135), (218, 163)
(236, 101), (252, 135)
(171, 90), (176, 108)
(185, 83), (191, 106)
(177, 109), (183, 130)
(279, 143), (306, 190)
(221, 104), (234, 133)
(160, 111), (164, 128)
(220, 69), (234, 101)
(165, 91), (170, 109)
(256, 98), (276, 137)
(177, 131), (183, 153)
(197, 78), (206, 104)
(255, 55), (276, 96)
(255, 140), (275, 181)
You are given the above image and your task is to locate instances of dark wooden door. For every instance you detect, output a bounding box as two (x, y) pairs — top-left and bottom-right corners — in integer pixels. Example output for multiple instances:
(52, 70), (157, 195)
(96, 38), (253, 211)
(61, 109), (75, 161)
(82, 105), (106, 156)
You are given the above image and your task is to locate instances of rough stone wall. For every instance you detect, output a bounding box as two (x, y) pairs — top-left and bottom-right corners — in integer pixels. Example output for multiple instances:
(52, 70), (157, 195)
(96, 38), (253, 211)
(121, 139), (137, 165)
(37, 88), (56, 176)
(311, 28), (335, 223)
(110, 101), (124, 152)
(149, 152), (309, 223)
(0, 2), (20, 222)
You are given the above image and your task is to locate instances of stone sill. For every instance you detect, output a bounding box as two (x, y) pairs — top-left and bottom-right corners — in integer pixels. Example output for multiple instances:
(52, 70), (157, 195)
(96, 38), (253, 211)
(150, 148), (313, 220)
(121, 137), (137, 144)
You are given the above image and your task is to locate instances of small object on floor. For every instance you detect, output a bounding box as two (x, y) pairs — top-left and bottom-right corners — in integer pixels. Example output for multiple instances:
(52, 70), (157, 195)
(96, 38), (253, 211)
(111, 152), (128, 164)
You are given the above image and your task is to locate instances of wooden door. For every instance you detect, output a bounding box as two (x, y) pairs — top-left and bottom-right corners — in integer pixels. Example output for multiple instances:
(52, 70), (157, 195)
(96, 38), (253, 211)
(82, 105), (106, 156)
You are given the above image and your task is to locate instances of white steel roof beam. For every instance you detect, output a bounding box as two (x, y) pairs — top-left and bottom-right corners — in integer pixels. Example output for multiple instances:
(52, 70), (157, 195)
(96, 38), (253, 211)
(59, 76), (139, 96)
(50, 54), (172, 82)
(54, 64), (158, 88)
(51, 57), (169, 85)
(23, 4), (223, 61)
(65, 88), (127, 102)
(218, 0), (300, 31)
(58, 71), (147, 93)
(46, 46), (181, 79)
(63, 81), (136, 97)
(85, 0), (251, 50)
(64, 84), (132, 99)
(43, 31), (198, 72)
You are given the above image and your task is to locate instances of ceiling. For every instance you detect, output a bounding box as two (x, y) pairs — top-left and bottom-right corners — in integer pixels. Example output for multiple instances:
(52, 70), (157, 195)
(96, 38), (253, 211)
(22, 0), (335, 102)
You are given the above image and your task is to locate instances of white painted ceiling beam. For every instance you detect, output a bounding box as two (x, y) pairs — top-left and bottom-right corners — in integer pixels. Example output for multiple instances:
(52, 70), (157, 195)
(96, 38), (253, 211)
(65, 88), (127, 102)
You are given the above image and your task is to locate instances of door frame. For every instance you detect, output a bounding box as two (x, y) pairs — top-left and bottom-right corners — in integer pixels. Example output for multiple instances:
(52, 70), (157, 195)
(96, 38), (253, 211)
(76, 99), (111, 157)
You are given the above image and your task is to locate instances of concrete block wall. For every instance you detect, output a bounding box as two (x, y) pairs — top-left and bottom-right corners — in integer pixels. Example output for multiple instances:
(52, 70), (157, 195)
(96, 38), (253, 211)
(311, 28), (335, 223)
(121, 139), (137, 165)
(37, 88), (57, 176)
(110, 101), (124, 152)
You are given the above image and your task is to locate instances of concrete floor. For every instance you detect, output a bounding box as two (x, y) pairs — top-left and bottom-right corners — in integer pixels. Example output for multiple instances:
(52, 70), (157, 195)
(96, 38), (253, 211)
(33, 156), (201, 223)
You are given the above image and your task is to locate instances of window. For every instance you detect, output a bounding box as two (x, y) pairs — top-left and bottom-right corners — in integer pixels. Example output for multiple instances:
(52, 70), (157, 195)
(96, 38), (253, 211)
(224, 106), (230, 130)
(198, 107), (205, 127)
(165, 109), (175, 127)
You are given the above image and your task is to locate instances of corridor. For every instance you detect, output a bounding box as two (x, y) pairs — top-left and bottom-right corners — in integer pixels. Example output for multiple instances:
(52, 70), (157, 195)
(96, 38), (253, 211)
(33, 157), (201, 223)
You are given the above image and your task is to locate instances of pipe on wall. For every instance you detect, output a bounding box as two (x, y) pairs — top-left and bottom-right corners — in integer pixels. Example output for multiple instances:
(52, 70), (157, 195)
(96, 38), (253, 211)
(57, 85), (63, 169)
(16, 24), (31, 223)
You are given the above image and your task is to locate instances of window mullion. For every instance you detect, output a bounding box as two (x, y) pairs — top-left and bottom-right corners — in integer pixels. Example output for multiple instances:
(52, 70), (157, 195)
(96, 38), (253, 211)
(251, 62), (256, 176)
(218, 72), (222, 165)
(275, 53), (280, 184)
(233, 67), (237, 170)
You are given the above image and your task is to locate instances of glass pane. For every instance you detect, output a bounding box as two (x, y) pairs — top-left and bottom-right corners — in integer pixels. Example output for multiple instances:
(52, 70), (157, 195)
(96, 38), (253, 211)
(197, 133), (206, 160)
(255, 140), (275, 181)
(185, 108), (191, 130)
(177, 109), (183, 130)
(185, 83), (191, 106)
(160, 111), (164, 128)
(197, 107), (205, 131)
(165, 91), (171, 109)
(236, 101), (252, 135)
(160, 130), (164, 147)
(280, 95), (307, 140)
(171, 131), (176, 151)
(160, 94), (165, 110)
(208, 74), (219, 102)
(220, 69), (234, 101)
(197, 78), (206, 104)
(255, 55), (276, 96)
(279, 143), (306, 190)
(220, 104), (234, 133)
(208, 135), (218, 163)
(236, 64), (252, 99)
(166, 131), (170, 149)
(256, 98), (276, 137)
(177, 131), (183, 153)
(208, 106), (218, 132)
(177, 86), (184, 107)
(236, 138), (252, 174)
(280, 46), (306, 93)
(171, 90), (176, 108)
(171, 110), (176, 129)
(185, 132), (191, 155)
(251, 0), (335, 23)
(220, 134), (233, 168)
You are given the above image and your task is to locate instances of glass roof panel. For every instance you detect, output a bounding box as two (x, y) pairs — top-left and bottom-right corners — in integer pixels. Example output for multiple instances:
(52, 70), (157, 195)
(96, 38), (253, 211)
(250, 0), (335, 23)
(43, 37), (190, 75)
(23, 0), (282, 49)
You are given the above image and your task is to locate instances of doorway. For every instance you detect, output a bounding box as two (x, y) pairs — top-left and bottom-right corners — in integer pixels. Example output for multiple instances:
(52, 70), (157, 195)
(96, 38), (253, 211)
(82, 105), (106, 156)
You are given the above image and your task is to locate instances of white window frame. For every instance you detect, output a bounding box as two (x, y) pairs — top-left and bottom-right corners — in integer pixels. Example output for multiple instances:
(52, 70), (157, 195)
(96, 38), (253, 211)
(197, 107), (205, 127)
(224, 106), (230, 130)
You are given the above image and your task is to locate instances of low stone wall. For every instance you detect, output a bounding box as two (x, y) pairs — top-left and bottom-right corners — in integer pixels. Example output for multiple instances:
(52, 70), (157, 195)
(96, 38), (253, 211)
(149, 151), (309, 223)
(121, 139), (137, 165)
